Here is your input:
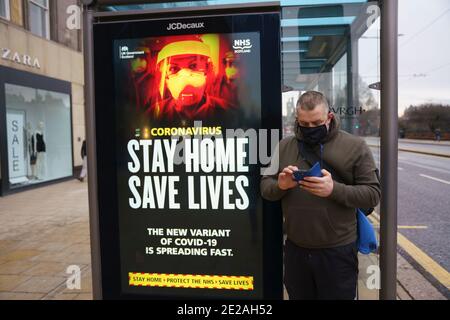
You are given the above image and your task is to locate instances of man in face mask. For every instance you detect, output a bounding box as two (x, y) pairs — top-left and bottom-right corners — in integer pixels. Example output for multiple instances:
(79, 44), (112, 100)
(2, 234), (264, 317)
(296, 101), (333, 145)
(261, 91), (381, 300)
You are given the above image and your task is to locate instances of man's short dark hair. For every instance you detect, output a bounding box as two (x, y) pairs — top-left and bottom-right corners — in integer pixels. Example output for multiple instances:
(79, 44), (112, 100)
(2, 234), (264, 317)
(296, 91), (329, 114)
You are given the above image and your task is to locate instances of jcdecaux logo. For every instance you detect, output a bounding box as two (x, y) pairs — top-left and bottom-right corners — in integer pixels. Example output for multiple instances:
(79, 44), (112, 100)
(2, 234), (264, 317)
(167, 22), (205, 31)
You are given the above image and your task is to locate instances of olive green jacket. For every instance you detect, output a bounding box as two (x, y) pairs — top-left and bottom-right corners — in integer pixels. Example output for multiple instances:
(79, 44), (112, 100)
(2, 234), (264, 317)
(261, 117), (381, 248)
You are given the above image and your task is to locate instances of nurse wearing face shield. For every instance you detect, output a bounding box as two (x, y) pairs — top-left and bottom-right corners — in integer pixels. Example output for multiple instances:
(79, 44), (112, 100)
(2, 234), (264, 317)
(150, 39), (232, 121)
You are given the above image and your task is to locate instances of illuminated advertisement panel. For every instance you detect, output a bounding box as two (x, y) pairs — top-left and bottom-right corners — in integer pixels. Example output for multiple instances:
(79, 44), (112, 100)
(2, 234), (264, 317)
(93, 12), (281, 299)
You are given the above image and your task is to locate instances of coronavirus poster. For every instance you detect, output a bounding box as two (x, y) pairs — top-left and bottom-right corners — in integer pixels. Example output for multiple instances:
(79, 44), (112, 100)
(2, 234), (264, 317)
(92, 11), (281, 299)
(113, 31), (263, 298)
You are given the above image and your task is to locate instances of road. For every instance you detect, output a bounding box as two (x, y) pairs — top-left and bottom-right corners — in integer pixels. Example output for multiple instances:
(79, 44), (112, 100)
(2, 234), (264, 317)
(369, 146), (450, 289)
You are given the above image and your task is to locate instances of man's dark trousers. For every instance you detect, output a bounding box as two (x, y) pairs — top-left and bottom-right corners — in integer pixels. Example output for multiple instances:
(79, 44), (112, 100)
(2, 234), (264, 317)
(284, 239), (359, 300)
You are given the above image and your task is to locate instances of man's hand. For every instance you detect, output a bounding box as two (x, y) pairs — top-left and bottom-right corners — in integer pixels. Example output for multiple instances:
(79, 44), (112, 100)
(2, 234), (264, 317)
(278, 166), (299, 190)
(299, 169), (334, 197)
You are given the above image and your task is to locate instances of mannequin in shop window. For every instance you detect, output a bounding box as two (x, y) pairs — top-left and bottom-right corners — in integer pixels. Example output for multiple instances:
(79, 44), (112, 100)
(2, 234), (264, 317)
(26, 122), (37, 180)
(78, 140), (87, 182)
(34, 121), (46, 180)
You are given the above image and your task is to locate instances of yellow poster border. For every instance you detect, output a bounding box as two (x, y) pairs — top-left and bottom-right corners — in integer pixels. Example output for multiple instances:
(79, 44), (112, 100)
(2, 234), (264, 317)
(128, 272), (254, 290)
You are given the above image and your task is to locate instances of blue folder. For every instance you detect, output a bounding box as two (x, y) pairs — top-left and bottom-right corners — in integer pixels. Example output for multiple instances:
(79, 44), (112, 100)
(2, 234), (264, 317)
(356, 209), (378, 254)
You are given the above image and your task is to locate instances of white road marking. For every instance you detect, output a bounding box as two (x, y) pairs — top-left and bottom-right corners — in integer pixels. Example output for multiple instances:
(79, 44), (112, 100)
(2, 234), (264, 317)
(398, 167), (404, 170)
(398, 161), (450, 175)
(398, 226), (428, 229)
(419, 174), (450, 185)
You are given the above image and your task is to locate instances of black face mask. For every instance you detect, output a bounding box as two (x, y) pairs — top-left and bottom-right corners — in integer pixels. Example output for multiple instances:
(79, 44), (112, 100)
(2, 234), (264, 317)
(299, 123), (328, 145)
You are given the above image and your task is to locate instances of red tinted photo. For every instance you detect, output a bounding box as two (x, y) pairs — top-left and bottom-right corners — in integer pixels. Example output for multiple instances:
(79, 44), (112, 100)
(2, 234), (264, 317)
(117, 33), (258, 124)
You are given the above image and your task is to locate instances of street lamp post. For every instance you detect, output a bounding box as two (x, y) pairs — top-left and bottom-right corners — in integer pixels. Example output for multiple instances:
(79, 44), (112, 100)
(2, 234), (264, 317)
(380, 0), (398, 300)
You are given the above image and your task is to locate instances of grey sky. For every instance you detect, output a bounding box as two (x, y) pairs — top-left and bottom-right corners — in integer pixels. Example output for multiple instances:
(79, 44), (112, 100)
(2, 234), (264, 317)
(397, 0), (450, 115)
(359, 0), (450, 116)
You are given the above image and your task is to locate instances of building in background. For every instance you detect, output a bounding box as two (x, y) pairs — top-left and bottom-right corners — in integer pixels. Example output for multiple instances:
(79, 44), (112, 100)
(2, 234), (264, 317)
(0, 0), (84, 196)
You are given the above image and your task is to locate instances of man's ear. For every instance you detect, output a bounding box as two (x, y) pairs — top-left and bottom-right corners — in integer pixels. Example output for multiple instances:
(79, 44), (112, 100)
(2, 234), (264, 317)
(328, 112), (334, 119)
(327, 112), (334, 123)
(325, 112), (333, 129)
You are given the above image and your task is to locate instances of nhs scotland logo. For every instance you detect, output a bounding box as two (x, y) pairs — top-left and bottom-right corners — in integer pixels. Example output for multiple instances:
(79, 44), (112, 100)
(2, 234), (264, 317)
(233, 39), (252, 54)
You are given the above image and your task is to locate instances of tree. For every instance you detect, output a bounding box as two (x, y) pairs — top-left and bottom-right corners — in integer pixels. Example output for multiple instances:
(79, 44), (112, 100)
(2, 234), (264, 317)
(399, 103), (450, 139)
(357, 76), (380, 136)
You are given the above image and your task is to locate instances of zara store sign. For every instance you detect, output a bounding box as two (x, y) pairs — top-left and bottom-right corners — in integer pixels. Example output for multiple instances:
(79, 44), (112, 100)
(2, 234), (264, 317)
(1, 47), (41, 69)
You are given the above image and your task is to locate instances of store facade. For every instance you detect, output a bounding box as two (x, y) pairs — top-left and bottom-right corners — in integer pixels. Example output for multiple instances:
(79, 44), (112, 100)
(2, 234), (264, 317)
(0, 7), (85, 196)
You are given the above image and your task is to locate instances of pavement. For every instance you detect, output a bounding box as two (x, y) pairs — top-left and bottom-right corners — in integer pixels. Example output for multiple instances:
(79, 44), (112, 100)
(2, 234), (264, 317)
(0, 178), (447, 300)
(367, 212), (447, 300)
(365, 137), (450, 157)
(0, 180), (92, 300)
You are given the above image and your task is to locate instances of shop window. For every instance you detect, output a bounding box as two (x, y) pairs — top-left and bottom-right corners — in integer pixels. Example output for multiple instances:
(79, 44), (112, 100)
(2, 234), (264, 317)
(5, 83), (72, 189)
